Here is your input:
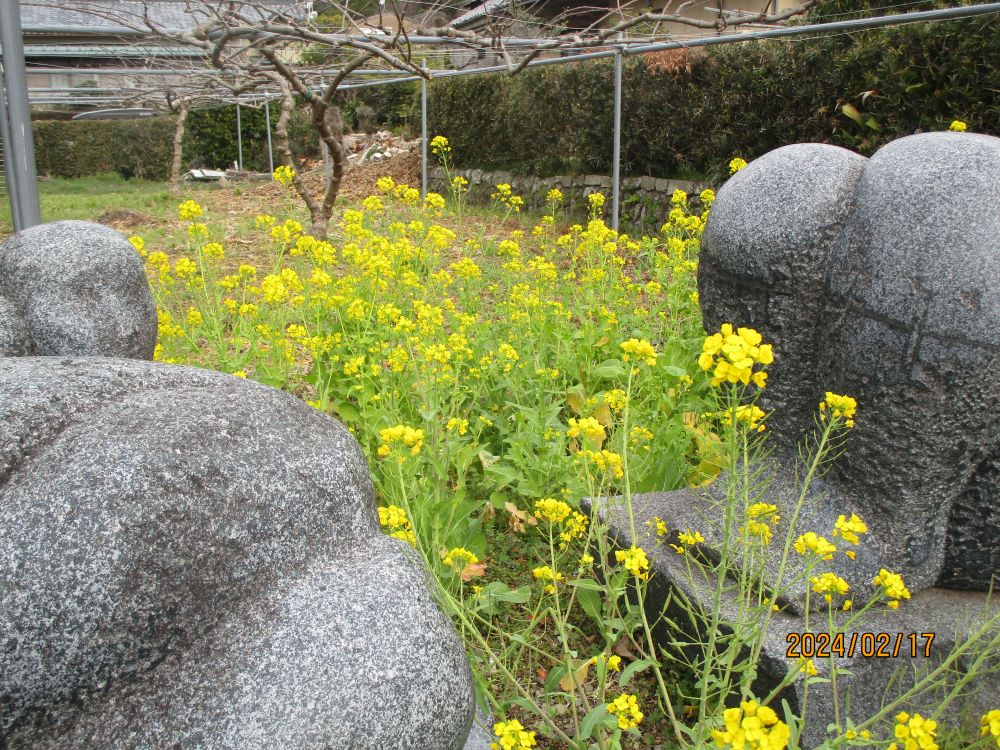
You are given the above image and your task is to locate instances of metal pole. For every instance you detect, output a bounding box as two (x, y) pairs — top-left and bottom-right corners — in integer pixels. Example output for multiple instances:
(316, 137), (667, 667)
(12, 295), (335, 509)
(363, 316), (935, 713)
(420, 59), (428, 200)
(0, 66), (13, 200)
(264, 98), (274, 175)
(611, 39), (622, 232)
(235, 102), (243, 171)
(0, 0), (42, 230)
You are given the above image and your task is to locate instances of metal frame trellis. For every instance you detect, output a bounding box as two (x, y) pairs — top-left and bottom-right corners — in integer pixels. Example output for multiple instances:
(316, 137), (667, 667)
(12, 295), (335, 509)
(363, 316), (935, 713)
(4, 1), (1000, 230)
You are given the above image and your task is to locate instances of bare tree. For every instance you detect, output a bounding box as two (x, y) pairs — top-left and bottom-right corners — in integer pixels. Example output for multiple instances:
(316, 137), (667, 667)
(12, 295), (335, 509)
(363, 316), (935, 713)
(29, 0), (822, 235)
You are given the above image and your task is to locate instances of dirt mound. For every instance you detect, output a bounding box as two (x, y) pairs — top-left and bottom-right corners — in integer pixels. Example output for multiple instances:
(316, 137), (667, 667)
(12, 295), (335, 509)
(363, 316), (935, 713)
(97, 210), (162, 230)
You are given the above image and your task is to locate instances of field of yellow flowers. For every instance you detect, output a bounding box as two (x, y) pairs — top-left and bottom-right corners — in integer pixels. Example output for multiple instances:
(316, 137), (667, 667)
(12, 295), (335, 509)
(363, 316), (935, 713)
(138, 166), (718, 745)
(128, 148), (999, 750)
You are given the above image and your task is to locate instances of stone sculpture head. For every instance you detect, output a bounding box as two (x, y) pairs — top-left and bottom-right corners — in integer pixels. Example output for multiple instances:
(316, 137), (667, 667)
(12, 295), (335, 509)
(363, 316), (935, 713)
(0, 220), (157, 358)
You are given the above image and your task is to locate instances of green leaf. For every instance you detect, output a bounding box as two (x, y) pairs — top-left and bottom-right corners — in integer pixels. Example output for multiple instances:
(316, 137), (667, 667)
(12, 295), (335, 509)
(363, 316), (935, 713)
(661, 365), (689, 377)
(485, 462), (522, 488)
(619, 658), (655, 686)
(591, 359), (626, 380)
(575, 586), (604, 625)
(578, 704), (610, 740)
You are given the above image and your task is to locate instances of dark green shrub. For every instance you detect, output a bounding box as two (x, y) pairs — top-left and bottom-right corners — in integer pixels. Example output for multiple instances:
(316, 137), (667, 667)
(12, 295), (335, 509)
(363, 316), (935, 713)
(427, 13), (1000, 179)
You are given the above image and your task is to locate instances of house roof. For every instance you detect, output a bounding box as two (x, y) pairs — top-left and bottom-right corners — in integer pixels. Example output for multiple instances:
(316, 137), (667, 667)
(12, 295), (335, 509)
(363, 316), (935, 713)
(451, 0), (535, 28)
(19, 1), (313, 35)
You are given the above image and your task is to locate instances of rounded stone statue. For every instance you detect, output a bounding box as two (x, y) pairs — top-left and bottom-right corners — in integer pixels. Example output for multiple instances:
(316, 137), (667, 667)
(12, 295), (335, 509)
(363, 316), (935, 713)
(0, 222), (478, 749)
(0, 220), (157, 359)
(699, 131), (1000, 595)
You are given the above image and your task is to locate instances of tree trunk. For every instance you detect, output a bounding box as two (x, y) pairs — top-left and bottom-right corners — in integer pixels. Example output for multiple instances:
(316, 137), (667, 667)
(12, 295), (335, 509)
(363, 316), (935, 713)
(170, 103), (188, 194)
(312, 102), (346, 238)
(272, 82), (327, 234)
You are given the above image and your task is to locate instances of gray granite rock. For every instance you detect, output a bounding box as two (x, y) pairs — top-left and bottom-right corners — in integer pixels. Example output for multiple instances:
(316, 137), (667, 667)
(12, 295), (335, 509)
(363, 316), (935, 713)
(0, 294), (32, 356)
(587, 492), (1000, 748)
(596, 132), (1000, 741)
(0, 357), (475, 749)
(697, 132), (1000, 595)
(0, 220), (156, 360)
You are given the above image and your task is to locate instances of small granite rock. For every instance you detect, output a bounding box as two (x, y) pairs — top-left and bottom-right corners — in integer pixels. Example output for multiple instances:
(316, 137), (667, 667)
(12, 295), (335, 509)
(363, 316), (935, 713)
(0, 220), (156, 360)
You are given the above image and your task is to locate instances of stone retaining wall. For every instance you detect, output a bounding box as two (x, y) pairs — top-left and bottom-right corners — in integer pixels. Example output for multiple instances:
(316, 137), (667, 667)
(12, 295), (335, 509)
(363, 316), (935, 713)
(429, 167), (705, 230)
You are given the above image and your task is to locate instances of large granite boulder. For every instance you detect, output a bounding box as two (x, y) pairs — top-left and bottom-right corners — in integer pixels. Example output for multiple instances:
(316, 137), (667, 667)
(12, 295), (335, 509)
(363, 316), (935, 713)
(698, 132), (1000, 595)
(593, 132), (1000, 745)
(0, 356), (476, 749)
(0, 220), (156, 359)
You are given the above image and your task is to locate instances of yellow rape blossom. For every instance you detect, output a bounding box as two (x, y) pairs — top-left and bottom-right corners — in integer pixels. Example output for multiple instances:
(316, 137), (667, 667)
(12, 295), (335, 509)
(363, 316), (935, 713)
(820, 392), (857, 427)
(889, 712), (938, 750)
(490, 719), (536, 750)
(729, 157), (748, 174)
(712, 700), (790, 750)
(615, 546), (650, 580)
(178, 199), (202, 221)
(980, 711), (1000, 747)
(607, 693), (644, 731)
(873, 568), (911, 609)
(700, 324), (772, 388)
(620, 338), (658, 366)
(272, 165), (296, 186)
(794, 532), (837, 560)
(378, 425), (424, 458)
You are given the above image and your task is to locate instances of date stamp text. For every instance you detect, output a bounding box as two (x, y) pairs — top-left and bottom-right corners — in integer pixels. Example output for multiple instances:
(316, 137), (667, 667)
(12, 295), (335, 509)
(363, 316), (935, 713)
(786, 632), (935, 659)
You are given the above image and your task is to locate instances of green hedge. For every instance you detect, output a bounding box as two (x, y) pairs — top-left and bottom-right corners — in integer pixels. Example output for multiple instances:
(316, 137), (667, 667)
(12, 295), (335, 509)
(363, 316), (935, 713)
(32, 104), (319, 180)
(33, 117), (176, 180)
(427, 13), (1000, 180)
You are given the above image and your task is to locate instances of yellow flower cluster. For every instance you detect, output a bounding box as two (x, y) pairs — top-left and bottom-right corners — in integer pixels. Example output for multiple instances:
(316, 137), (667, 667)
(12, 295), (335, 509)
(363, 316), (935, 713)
(719, 404), (767, 432)
(558, 511), (588, 547)
(603, 389), (627, 411)
(577, 449), (624, 478)
(591, 653), (622, 671)
(949, 119), (968, 132)
(443, 547), (479, 570)
(607, 693), (644, 731)
(587, 192), (605, 215)
(620, 338), (658, 366)
(492, 183), (524, 212)
(712, 700), (790, 750)
(889, 712), (938, 750)
(532, 564), (563, 593)
(490, 719), (536, 750)
(833, 512), (867, 559)
(794, 531), (837, 560)
(430, 135), (451, 155)
(873, 568), (911, 609)
(820, 392), (857, 428)
(377, 425), (424, 458)
(615, 546), (650, 580)
(699, 324), (772, 388)
(810, 572), (850, 602)
(273, 165), (296, 186)
(534, 497), (571, 523)
(981, 710), (1000, 747)
(567, 416), (606, 446)
(729, 157), (748, 174)
(178, 199), (203, 221)
(378, 505), (417, 546)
